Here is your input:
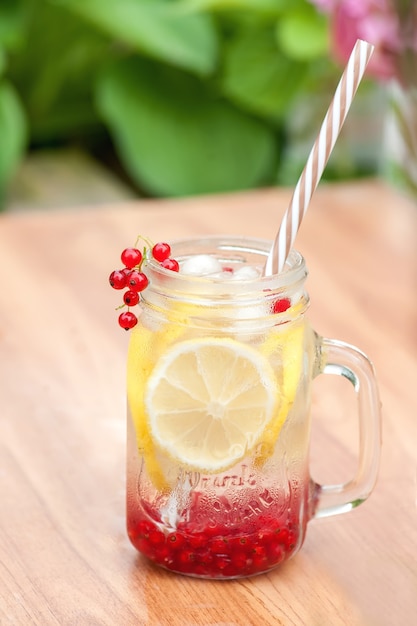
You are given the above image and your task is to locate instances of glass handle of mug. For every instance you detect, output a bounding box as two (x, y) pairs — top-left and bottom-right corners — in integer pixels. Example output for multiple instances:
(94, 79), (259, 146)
(313, 337), (382, 518)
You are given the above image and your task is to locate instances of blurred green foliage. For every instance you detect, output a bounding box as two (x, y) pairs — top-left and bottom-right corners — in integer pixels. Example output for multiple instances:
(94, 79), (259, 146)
(0, 0), (374, 205)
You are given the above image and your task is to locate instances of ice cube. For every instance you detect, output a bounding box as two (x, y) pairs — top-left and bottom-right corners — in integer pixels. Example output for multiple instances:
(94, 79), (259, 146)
(230, 265), (260, 280)
(208, 270), (234, 280)
(180, 254), (223, 276)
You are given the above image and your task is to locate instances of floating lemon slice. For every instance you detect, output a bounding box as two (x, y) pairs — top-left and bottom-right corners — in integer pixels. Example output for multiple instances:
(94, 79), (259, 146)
(127, 323), (184, 491)
(127, 305), (210, 491)
(144, 337), (277, 472)
(253, 321), (306, 465)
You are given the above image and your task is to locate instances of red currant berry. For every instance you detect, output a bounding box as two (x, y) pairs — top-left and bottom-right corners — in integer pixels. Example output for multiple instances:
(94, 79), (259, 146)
(272, 297), (291, 314)
(267, 542), (284, 564)
(148, 529), (166, 547)
(152, 242), (171, 263)
(118, 311), (138, 330)
(284, 530), (297, 551)
(137, 520), (153, 538)
(121, 247), (142, 269)
(109, 270), (127, 290)
(154, 544), (172, 565)
(161, 258), (179, 272)
(277, 528), (289, 544)
(136, 537), (153, 557)
(128, 270), (149, 292)
(123, 290), (140, 306)
(199, 550), (214, 565)
(230, 552), (248, 569)
(193, 564), (209, 576)
(167, 532), (186, 550)
(177, 549), (196, 566)
(210, 537), (230, 555)
(230, 535), (250, 551)
(214, 555), (230, 570)
(252, 545), (267, 558)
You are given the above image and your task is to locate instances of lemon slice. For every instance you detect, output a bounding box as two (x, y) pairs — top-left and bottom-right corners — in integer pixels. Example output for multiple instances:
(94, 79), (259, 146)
(255, 321), (306, 466)
(145, 337), (277, 472)
(127, 323), (183, 491)
(127, 307), (204, 491)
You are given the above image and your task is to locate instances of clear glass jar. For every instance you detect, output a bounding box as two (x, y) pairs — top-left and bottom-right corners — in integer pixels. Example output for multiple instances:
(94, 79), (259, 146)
(126, 236), (381, 579)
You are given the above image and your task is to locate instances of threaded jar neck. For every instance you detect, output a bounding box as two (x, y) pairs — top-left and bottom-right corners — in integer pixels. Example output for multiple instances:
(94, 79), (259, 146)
(141, 236), (309, 328)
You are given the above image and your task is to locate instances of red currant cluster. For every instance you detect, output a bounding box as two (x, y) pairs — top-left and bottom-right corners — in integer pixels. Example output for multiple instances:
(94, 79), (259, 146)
(127, 511), (300, 578)
(109, 240), (179, 330)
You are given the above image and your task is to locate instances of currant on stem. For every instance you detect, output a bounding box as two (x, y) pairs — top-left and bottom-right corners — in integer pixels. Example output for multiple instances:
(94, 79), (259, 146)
(109, 270), (127, 290)
(152, 242), (171, 262)
(128, 270), (149, 292)
(123, 290), (140, 306)
(118, 311), (138, 330)
(121, 247), (142, 269)
(109, 238), (179, 330)
(161, 258), (179, 272)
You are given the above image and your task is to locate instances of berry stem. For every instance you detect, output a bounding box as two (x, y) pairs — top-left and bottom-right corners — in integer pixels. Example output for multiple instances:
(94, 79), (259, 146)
(134, 235), (154, 250)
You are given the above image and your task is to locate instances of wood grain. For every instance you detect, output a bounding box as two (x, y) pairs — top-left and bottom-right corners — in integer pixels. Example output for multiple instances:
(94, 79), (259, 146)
(1, 180), (416, 626)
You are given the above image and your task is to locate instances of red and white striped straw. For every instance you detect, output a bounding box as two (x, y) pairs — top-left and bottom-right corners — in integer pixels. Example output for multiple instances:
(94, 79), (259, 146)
(264, 39), (374, 276)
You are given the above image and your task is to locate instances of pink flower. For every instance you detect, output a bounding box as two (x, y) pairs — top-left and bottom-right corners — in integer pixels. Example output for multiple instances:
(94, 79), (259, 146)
(310, 0), (417, 83)
(332, 0), (401, 80)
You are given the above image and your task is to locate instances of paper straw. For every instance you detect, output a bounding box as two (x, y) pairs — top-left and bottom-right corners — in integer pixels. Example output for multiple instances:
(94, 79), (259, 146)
(264, 39), (374, 276)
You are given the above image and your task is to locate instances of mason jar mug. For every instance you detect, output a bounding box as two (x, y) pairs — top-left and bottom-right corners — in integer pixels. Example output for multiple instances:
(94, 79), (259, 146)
(125, 236), (381, 579)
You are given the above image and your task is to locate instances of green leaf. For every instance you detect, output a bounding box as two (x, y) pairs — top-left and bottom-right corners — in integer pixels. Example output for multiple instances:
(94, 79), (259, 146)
(221, 25), (308, 120)
(0, 81), (27, 197)
(96, 57), (278, 196)
(55, 0), (218, 75)
(0, 0), (30, 52)
(9, 2), (113, 143)
(276, 5), (329, 61)
(0, 49), (5, 76)
(178, 0), (286, 13)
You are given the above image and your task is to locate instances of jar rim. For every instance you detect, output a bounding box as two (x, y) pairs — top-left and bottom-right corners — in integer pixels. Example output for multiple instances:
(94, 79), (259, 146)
(146, 235), (307, 295)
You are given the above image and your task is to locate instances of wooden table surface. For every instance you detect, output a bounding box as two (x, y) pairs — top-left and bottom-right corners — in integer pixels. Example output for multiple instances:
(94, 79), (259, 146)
(1, 180), (416, 626)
